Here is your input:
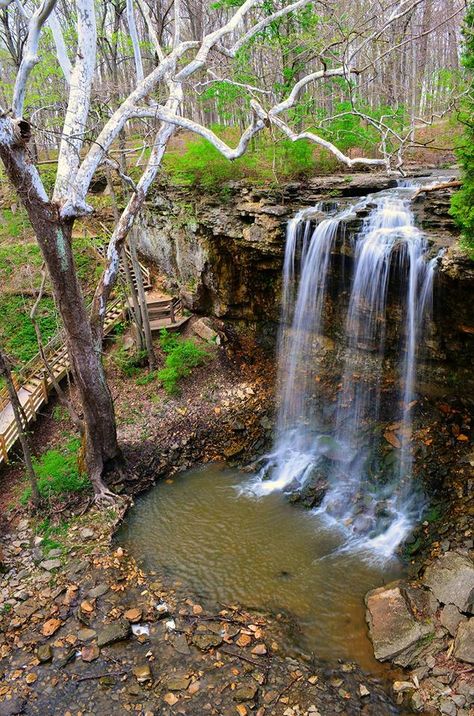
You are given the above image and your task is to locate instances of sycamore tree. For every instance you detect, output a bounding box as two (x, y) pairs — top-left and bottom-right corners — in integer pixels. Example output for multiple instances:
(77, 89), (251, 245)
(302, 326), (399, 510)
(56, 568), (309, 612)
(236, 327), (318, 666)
(0, 0), (458, 502)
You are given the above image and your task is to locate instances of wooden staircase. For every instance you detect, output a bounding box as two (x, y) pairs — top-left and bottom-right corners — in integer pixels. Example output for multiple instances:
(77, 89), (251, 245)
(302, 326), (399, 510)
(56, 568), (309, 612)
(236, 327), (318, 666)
(145, 294), (190, 333)
(0, 299), (125, 464)
(94, 243), (153, 292)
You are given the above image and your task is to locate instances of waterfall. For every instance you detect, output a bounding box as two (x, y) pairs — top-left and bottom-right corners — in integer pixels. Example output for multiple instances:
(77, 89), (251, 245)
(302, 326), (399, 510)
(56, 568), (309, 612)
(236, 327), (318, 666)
(250, 187), (438, 559)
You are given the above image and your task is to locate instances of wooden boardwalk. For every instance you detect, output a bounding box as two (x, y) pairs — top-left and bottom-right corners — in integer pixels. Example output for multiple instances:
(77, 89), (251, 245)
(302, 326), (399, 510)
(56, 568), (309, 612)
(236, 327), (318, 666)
(0, 245), (191, 465)
(0, 299), (124, 465)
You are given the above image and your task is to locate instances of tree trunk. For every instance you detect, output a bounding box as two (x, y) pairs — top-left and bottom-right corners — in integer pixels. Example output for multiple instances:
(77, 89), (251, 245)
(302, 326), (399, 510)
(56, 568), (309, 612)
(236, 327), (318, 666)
(0, 347), (40, 508)
(130, 231), (156, 370)
(0, 132), (121, 501)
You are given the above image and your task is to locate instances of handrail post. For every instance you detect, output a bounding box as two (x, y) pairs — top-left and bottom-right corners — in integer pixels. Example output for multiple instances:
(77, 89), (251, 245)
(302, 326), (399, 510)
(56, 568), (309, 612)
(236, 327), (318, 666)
(0, 435), (8, 463)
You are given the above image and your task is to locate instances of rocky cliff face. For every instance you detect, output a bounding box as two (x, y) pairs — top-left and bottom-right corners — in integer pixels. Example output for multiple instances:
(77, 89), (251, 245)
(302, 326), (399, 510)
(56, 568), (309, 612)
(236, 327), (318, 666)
(136, 173), (473, 390)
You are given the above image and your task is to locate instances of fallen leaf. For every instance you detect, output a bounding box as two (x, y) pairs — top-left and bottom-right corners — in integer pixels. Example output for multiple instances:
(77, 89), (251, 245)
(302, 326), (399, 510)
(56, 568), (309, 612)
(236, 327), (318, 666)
(251, 644), (267, 655)
(25, 673), (37, 684)
(81, 645), (100, 662)
(236, 634), (252, 647)
(163, 693), (179, 706)
(42, 618), (62, 637)
(124, 608), (142, 623)
(80, 601), (94, 614)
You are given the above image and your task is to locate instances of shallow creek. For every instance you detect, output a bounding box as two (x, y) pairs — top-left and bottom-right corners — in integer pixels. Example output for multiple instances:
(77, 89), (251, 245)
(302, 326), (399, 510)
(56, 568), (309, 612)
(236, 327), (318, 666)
(118, 463), (405, 673)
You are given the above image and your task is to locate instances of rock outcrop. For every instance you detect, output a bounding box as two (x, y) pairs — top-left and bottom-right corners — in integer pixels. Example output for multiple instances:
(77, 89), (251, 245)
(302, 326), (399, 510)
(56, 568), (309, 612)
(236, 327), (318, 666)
(366, 551), (474, 714)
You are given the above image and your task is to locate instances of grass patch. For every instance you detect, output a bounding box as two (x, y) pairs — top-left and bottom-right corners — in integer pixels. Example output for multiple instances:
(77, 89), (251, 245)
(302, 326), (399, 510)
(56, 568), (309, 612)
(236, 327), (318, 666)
(0, 294), (58, 365)
(0, 239), (42, 280)
(21, 437), (90, 505)
(34, 517), (69, 555)
(157, 329), (209, 395)
(0, 208), (31, 242)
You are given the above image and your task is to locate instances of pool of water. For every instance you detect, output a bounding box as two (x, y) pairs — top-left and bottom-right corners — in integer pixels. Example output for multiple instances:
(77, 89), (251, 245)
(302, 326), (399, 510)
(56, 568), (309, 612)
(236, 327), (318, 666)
(118, 463), (404, 671)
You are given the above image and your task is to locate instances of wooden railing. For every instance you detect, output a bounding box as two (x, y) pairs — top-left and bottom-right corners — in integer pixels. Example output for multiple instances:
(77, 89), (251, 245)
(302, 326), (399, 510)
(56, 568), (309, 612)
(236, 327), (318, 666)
(0, 299), (124, 465)
(93, 243), (152, 292)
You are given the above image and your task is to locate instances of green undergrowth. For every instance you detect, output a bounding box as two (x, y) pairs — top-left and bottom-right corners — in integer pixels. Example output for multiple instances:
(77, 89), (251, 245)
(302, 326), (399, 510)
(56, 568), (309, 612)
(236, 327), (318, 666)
(157, 329), (209, 395)
(0, 294), (58, 365)
(162, 130), (338, 188)
(34, 517), (69, 555)
(0, 207), (31, 242)
(20, 437), (90, 505)
(112, 346), (148, 377)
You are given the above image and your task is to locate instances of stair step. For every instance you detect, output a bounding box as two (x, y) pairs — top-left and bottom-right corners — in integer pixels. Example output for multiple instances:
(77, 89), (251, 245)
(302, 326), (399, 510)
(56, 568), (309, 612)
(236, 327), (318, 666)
(149, 315), (190, 332)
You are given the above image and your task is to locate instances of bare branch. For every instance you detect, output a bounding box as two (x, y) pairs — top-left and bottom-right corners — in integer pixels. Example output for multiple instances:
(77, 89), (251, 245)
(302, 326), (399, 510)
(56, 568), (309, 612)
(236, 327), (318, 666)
(126, 0), (144, 82)
(53, 0), (97, 201)
(12, 0), (57, 117)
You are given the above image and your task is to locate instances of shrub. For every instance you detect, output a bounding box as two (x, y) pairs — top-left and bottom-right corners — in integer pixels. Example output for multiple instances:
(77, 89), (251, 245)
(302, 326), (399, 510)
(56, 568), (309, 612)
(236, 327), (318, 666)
(112, 346), (147, 377)
(157, 329), (209, 395)
(20, 437), (89, 504)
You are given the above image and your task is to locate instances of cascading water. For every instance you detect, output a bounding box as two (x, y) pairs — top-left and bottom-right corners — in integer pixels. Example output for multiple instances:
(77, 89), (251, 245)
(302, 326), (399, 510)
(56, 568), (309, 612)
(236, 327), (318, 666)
(250, 186), (439, 558)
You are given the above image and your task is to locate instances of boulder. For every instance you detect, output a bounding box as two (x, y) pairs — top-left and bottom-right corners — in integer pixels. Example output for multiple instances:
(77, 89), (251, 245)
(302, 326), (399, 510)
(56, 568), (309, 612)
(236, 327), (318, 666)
(192, 317), (219, 344)
(422, 551), (474, 612)
(439, 604), (466, 636)
(365, 584), (434, 666)
(39, 558), (61, 571)
(453, 619), (474, 664)
(97, 619), (131, 647)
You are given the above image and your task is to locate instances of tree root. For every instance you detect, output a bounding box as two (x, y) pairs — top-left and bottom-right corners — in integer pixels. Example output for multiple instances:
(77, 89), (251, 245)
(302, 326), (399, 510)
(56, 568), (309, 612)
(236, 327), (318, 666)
(93, 487), (121, 507)
(93, 488), (132, 513)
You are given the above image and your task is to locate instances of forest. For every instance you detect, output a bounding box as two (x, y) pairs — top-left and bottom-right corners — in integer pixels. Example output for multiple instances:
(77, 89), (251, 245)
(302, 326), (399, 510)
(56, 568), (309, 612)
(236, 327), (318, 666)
(0, 1), (473, 715)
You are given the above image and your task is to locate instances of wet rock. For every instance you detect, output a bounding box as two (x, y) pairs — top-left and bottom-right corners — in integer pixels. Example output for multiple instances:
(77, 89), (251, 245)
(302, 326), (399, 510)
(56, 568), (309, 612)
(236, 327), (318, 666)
(166, 675), (191, 691)
(87, 583), (109, 599)
(0, 698), (26, 716)
(132, 664), (152, 682)
(422, 551), (474, 612)
(171, 633), (190, 655)
(36, 644), (53, 663)
(77, 628), (97, 642)
(96, 619), (131, 647)
(453, 619), (474, 664)
(39, 558), (61, 571)
(233, 683), (258, 701)
(365, 584), (434, 666)
(57, 647), (76, 669)
(193, 632), (223, 650)
(439, 604), (466, 636)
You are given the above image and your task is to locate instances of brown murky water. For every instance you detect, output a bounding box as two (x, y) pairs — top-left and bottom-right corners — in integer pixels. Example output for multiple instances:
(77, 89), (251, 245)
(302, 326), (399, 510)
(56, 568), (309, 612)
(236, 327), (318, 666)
(119, 463), (404, 671)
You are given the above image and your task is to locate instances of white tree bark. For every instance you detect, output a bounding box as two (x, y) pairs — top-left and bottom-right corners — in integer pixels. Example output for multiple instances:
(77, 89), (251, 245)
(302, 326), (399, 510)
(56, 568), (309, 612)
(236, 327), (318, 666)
(12, 0), (57, 116)
(126, 0), (144, 83)
(53, 0), (97, 201)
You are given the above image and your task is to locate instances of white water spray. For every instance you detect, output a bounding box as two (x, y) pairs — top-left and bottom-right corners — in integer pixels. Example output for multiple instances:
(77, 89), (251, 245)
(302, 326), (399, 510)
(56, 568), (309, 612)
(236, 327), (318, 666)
(250, 186), (439, 558)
